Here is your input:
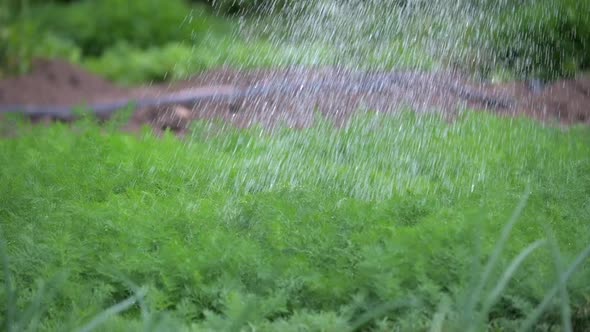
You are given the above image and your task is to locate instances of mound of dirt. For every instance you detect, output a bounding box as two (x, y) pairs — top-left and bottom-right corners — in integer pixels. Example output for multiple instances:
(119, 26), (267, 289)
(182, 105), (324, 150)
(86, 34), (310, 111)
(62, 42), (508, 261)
(532, 78), (590, 123)
(0, 58), (129, 106)
(0, 59), (589, 133)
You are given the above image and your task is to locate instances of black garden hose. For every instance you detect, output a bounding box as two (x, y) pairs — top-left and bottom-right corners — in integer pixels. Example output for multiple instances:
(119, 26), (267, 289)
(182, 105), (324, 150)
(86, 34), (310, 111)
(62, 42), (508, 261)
(0, 72), (514, 120)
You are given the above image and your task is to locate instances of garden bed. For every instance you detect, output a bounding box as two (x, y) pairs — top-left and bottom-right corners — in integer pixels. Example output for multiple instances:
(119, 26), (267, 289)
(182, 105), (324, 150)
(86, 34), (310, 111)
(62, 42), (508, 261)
(1, 59), (589, 135)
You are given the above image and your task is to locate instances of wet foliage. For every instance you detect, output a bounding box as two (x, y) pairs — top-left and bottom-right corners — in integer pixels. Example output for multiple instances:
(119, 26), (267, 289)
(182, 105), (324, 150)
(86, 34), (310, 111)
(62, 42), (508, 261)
(1, 1), (590, 331)
(488, 0), (590, 80)
(2, 0), (590, 81)
(208, 0), (590, 80)
(0, 0), (228, 75)
(1, 112), (589, 330)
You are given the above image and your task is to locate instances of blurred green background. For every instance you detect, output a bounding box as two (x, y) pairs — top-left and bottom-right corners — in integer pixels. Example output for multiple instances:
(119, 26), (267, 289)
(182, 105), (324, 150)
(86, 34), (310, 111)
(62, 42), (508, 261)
(1, 0), (589, 83)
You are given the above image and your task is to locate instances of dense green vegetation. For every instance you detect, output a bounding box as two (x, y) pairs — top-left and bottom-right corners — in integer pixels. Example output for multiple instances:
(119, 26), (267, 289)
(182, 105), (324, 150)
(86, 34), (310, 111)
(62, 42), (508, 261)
(0, 0), (435, 84)
(484, 0), (590, 80)
(2, 0), (589, 82)
(218, 0), (590, 81)
(0, 0), (234, 78)
(1, 1), (590, 331)
(1, 112), (589, 330)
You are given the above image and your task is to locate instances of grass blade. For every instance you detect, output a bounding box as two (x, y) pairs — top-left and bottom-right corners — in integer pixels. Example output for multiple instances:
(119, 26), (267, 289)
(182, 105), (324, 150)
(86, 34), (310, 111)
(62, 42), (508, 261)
(348, 298), (419, 332)
(481, 240), (546, 315)
(476, 188), (530, 296)
(103, 271), (150, 323)
(0, 225), (16, 332)
(429, 296), (451, 332)
(519, 242), (590, 332)
(551, 244), (573, 332)
(465, 188), (531, 331)
(21, 272), (68, 332)
(545, 227), (573, 332)
(77, 288), (147, 332)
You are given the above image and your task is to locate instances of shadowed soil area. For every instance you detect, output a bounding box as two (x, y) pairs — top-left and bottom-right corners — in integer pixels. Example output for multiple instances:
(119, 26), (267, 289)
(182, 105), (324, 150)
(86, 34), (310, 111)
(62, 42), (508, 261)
(1, 59), (589, 133)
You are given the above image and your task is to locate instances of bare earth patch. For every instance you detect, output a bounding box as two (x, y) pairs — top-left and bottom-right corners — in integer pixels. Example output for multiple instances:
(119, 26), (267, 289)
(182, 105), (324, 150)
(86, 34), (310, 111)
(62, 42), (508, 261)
(1, 59), (589, 133)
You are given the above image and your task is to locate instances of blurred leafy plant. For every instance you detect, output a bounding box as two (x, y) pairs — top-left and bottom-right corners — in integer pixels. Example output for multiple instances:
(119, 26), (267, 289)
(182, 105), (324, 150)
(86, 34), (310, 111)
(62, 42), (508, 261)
(0, 0), (229, 76)
(486, 0), (590, 81)
(30, 0), (219, 56)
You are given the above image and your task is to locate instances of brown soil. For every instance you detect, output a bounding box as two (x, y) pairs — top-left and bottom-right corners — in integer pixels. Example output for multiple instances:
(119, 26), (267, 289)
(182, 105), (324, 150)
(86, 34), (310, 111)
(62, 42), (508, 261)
(1, 59), (589, 134)
(0, 59), (130, 105)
